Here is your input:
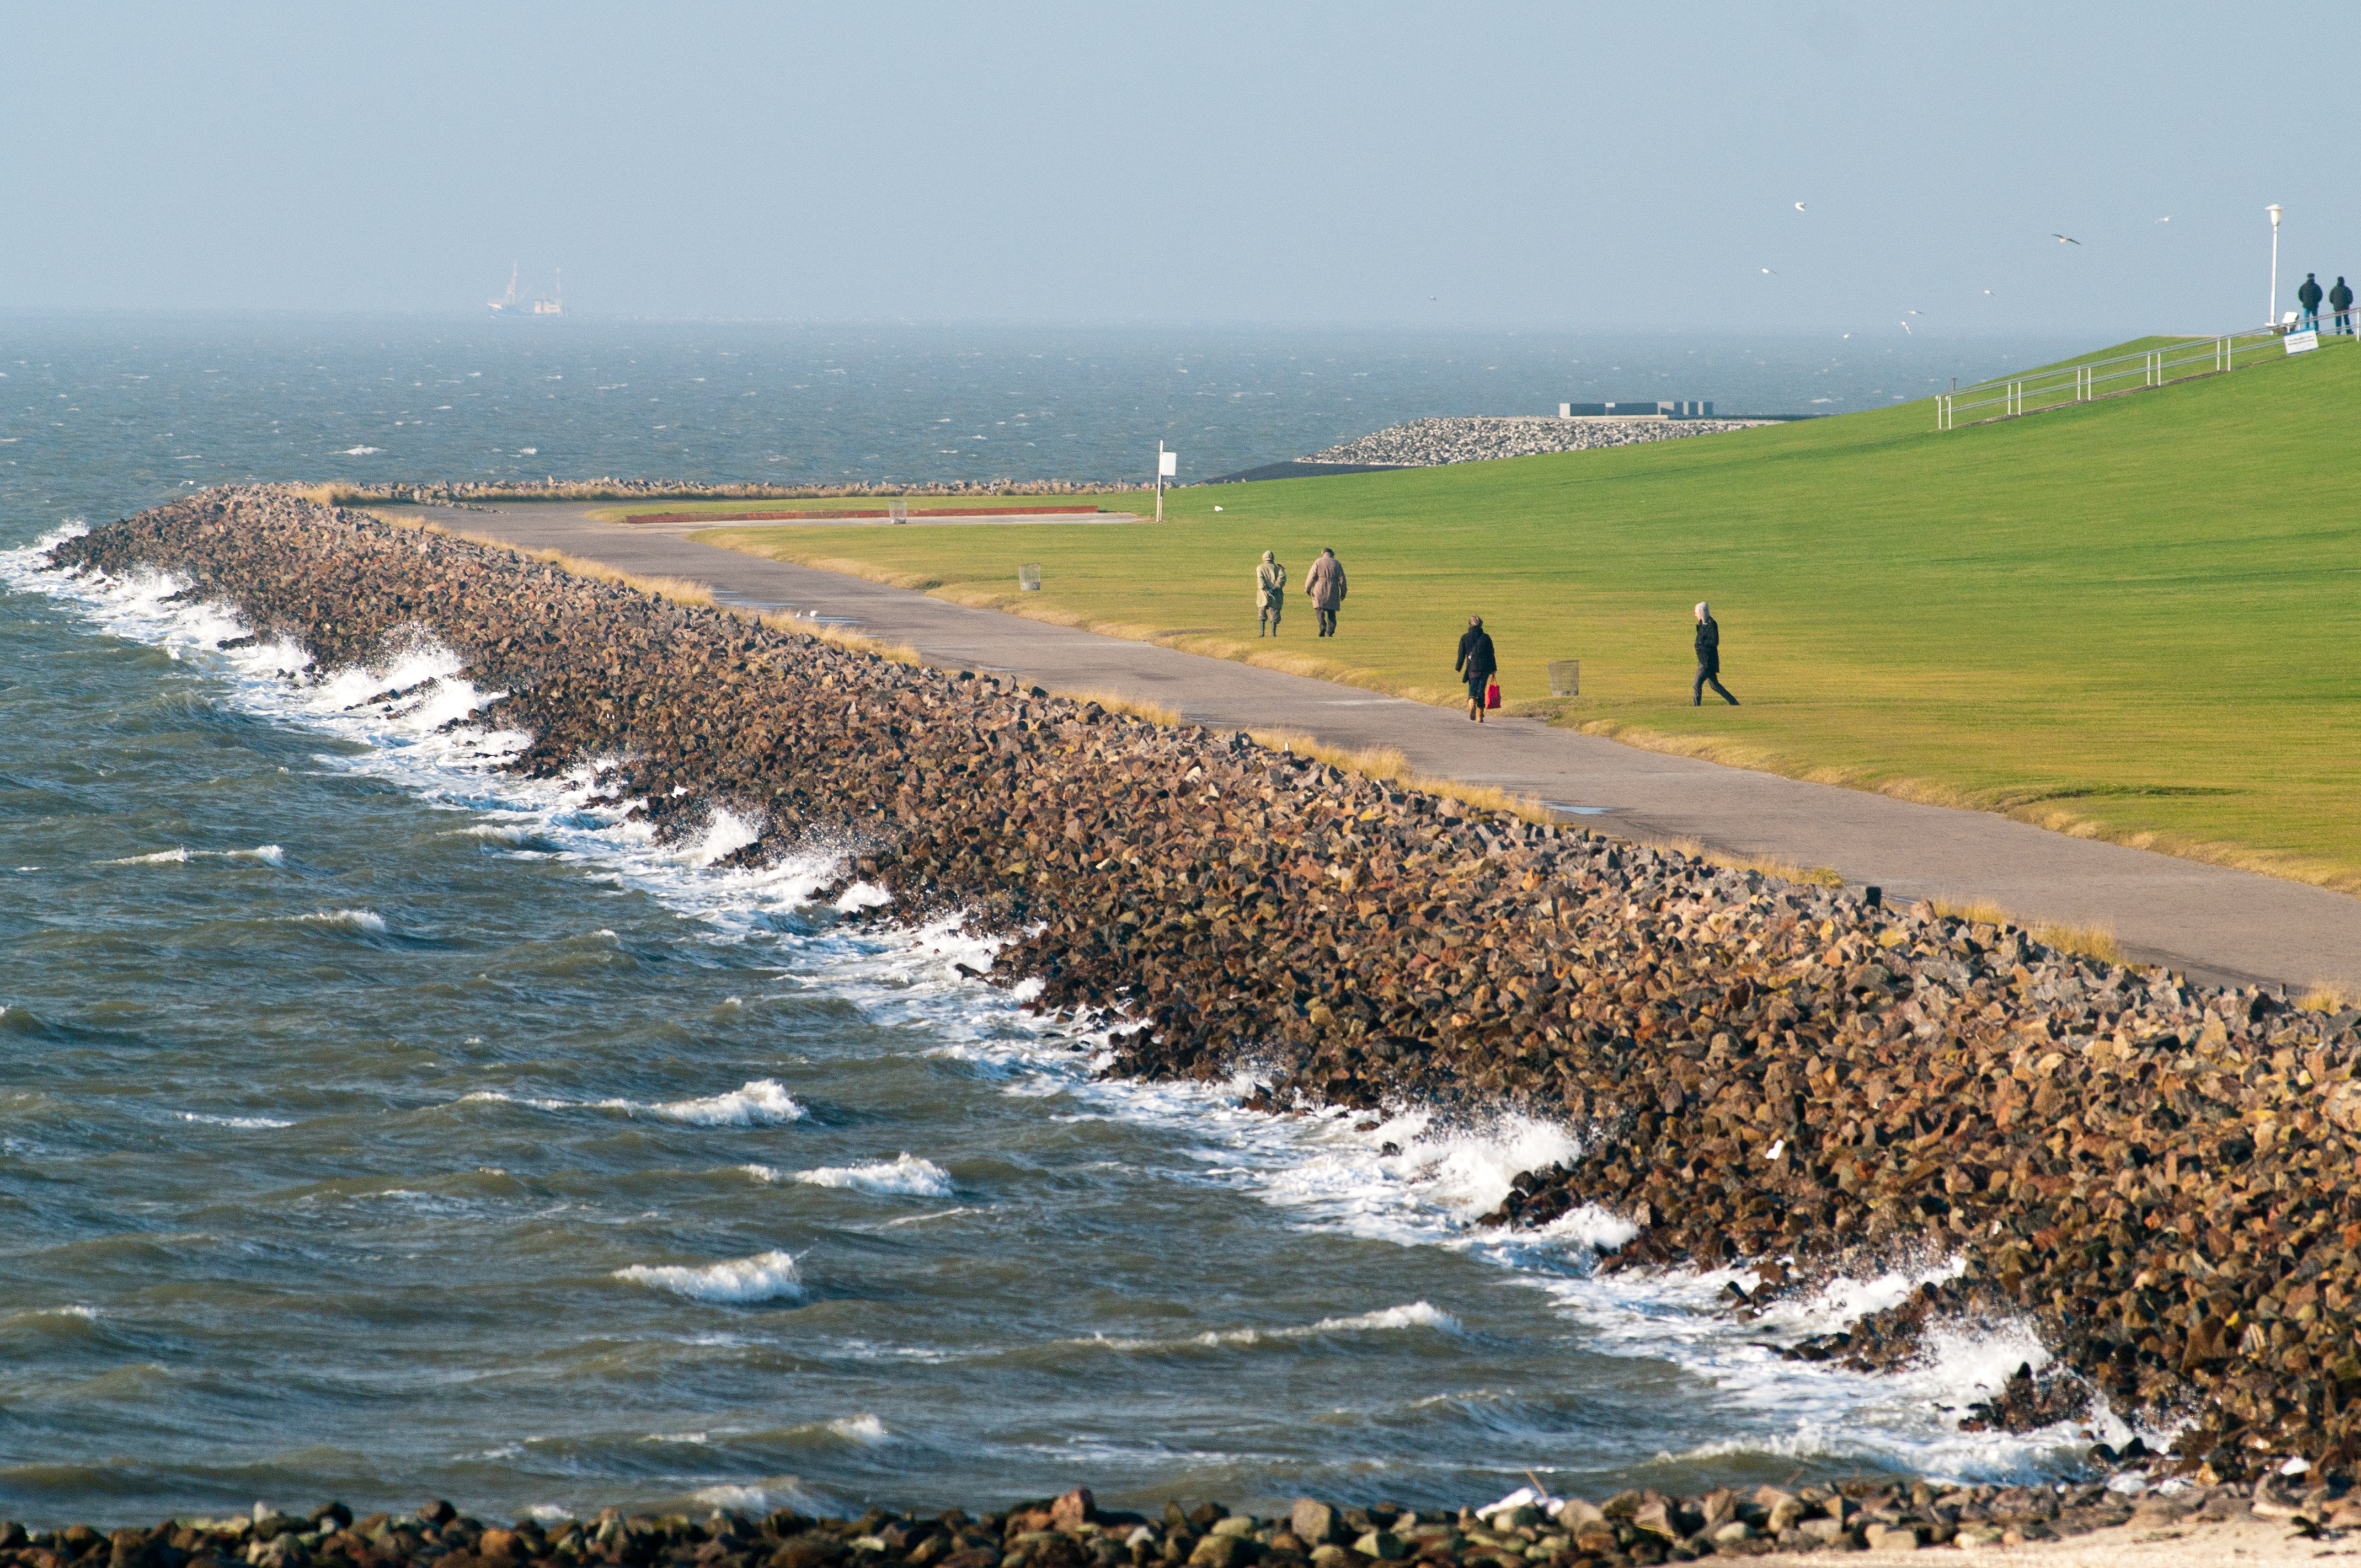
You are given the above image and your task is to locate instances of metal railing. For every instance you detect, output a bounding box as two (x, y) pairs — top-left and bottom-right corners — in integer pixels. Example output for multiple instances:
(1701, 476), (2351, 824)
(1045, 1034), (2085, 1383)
(1935, 329), (2294, 430)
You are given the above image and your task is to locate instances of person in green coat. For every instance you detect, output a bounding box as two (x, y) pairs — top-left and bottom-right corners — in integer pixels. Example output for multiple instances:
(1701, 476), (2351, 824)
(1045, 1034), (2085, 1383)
(1256, 550), (1287, 636)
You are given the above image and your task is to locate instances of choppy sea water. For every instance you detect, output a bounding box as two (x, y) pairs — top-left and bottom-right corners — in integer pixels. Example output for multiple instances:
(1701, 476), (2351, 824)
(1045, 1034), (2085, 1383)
(0, 318), (2130, 1523)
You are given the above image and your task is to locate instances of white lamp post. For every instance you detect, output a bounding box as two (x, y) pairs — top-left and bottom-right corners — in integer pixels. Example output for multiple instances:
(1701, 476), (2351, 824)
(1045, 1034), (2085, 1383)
(2268, 204), (2283, 329)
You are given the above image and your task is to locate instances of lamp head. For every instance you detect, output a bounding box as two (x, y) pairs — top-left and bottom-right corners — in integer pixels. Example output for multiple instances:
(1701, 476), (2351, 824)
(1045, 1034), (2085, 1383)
(2268, 204), (2283, 227)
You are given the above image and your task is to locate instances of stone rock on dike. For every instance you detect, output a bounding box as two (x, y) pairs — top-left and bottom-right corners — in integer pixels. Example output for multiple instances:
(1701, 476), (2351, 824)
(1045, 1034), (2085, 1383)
(44, 484), (2361, 1490)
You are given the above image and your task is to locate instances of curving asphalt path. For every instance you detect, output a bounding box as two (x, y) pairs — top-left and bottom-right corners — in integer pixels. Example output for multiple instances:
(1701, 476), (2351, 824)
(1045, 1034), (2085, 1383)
(380, 501), (2361, 992)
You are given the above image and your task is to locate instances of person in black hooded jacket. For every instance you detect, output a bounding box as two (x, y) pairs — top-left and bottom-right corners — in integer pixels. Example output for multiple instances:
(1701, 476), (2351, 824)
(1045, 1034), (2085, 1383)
(1455, 616), (1497, 723)
(2298, 273), (2324, 329)
(2331, 276), (2354, 335)
(1693, 601), (1738, 706)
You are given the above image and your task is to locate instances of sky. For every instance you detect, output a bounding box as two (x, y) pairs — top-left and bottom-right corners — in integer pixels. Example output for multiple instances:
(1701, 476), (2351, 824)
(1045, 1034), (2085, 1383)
(4, 2), (2351, 334)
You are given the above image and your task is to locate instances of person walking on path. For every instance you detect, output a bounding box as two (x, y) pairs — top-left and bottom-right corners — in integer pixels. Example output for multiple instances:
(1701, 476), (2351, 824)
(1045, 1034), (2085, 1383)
(2331, 276), (2354, 336)
(1255, 550), (1288, 636)
(2298, 273), (2324, 329)
(1692, 602), (1739, 707)
(1455, 615), (1498, 724)
(1305, 548), (1347, 638)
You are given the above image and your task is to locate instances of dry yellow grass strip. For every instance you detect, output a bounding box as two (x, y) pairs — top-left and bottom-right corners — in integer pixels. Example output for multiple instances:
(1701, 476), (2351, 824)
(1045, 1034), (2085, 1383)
(1650, 834), (1844, 888)
(2298, 984), (2354, 1013)
(1920, 897), (2127, 966)
(1057, 688), (1182, 726)
(750, 611), (922, 666)
(1920, 897), (2012, 927)
(1243, 727), (1556, 824)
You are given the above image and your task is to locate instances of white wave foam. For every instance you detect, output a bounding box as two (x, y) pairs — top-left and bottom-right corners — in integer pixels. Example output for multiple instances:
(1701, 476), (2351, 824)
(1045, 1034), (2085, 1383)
(614, 1249), (803, 1303)
(832, 881), (891, 913)
(677, 807), (763, 868)
(338, 446), (383, 455)
(1075, 1299), (1461, 1355)
(177, 1112), (296, 1130)
(464, 1081), (803, 1124)
(647, 1079), (803, 1126)
(690, 1479), (834, 1517)
(287, 908), (387, 933)
(827, 1413), (890, 1444)
(792, 1154), (952, 1197)
(100, 844), (283, 867)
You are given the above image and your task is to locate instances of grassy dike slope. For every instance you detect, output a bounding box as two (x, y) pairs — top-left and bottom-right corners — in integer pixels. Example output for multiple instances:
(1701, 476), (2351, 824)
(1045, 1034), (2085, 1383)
(693, 336), (2361, 891)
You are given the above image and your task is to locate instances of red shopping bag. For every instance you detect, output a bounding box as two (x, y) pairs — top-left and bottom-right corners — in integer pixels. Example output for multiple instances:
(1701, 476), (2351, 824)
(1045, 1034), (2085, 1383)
(1484, 679), (1502, 710)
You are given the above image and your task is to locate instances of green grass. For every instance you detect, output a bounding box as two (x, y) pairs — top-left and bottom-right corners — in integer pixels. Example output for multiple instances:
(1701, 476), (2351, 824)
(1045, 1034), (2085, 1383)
(691, 334), (2361, 892)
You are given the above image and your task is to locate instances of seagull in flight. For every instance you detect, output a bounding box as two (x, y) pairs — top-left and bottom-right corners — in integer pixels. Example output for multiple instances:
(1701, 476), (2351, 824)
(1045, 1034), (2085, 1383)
(1761, 267), (1776, 275)
(1983, 290), (1996, 297)
(1794, 202), (1807, 211)
(2157, 216), (2171, 223)
(1900, 320), (1913, 334)
(2053, 233), (2082, 245)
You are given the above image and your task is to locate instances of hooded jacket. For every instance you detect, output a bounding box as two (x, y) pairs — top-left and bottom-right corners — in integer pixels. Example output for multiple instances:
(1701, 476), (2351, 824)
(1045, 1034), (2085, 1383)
(1256, 557), (1287, 608)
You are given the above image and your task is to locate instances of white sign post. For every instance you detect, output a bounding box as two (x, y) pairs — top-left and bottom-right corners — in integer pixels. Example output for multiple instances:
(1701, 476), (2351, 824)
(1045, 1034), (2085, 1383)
(2268, 204), (2283, 329)
(2285, 329), (2320, 355)
(1156, 443), (1177, 521)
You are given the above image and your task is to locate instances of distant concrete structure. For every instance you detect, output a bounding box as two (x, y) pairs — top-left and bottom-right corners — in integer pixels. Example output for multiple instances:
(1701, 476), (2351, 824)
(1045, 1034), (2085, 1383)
(1557, 400), (1713, 419)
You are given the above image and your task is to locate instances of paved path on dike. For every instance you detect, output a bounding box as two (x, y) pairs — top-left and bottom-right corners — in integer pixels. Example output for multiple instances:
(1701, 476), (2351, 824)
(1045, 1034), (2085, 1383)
(381, 501), (2361, 992)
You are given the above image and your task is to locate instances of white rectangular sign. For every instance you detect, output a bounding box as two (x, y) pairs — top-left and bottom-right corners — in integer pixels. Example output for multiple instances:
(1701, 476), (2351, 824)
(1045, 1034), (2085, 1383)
(2285, 329), (2320, 355)
(1158, 450), (1178, 476)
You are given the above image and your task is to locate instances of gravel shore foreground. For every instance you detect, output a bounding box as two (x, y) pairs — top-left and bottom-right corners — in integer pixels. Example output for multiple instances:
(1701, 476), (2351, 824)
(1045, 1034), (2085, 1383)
(42, 488), (2361, 1506)
(3, 1479), (2353, 1568)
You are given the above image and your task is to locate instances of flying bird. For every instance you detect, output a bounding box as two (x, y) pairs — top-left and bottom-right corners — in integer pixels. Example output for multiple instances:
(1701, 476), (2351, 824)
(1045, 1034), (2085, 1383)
(1761, 267), (1776, 275)
(1983, 289), (1995, 296)
(1794, 202), (1807, 211)
(1900, 320), (1913, 334)
(2157, 216), (2171, 223)
(1908, 309), (1923, 315)
(2053, 233), (2082, 245)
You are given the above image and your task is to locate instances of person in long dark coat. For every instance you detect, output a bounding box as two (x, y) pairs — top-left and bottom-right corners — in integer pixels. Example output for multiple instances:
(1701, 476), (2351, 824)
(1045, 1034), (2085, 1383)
(2298, 274), (2324, 329)
(1455, 615), (1497, 724)
(1692, 602), (1738, 707)
(1304, 549), (1347, 638)
(2331, 277), (2354, 336)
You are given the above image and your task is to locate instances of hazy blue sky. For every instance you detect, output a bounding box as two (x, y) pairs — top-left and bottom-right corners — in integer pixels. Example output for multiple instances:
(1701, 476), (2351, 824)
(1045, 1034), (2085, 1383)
(6, 2), (2348, 333)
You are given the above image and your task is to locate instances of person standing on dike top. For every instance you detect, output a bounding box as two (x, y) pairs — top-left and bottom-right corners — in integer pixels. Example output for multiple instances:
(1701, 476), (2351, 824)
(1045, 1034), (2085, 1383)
(1693, 602), (1738, 707)
(2331, 277), (2355, 336)
(1255, 550), (1287, 636)
(1455, 615), (1497, 724)
(2298, 273), (2324, 329)
(1305, 548), (1347, 638)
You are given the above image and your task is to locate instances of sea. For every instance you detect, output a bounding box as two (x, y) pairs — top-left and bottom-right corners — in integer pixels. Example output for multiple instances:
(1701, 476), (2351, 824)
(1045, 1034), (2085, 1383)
(0, 314), (2120, 1525)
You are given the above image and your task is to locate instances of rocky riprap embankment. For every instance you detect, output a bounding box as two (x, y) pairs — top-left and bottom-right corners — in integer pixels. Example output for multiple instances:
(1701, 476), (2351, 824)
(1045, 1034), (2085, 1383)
(1302, 418), (1765, 468)
(8, 1478), (2355, 1568)
(44, 487), (2361, 1490)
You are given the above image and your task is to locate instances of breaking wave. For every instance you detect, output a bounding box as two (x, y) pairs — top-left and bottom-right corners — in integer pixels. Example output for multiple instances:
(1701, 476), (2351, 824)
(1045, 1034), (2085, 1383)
(613, 1250), (803, 1303)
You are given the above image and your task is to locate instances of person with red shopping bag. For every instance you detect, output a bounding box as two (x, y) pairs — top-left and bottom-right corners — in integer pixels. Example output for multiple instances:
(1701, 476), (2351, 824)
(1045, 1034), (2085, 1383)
(1455, 615), (1498, 724)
